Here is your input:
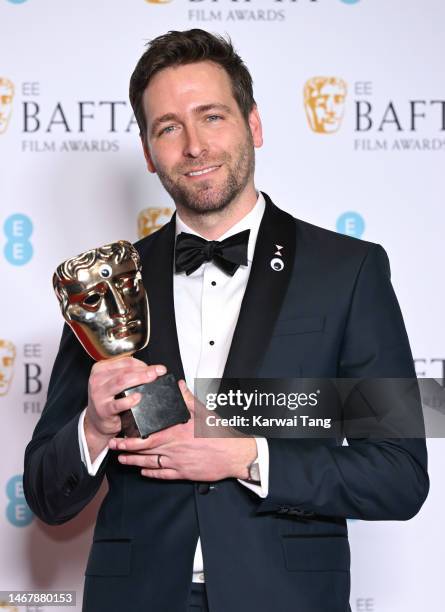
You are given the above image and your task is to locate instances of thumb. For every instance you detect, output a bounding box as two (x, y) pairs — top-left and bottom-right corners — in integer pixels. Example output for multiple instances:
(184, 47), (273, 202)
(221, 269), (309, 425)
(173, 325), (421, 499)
(178, 379), (196, 413)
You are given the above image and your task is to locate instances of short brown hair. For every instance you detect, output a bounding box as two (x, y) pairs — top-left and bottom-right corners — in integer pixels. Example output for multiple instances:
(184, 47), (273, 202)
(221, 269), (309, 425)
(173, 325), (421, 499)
(129, 29), (256, 144)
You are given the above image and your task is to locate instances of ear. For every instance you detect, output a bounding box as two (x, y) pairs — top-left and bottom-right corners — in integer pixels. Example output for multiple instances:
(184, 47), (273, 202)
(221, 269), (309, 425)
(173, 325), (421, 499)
(248, 105), (263, 148)
(141, 135), (157, 174)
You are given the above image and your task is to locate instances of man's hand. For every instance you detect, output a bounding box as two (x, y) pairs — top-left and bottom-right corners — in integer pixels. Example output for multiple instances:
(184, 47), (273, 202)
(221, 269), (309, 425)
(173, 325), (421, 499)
(84, 357), (167, 462)
(108, 380), (258, 482)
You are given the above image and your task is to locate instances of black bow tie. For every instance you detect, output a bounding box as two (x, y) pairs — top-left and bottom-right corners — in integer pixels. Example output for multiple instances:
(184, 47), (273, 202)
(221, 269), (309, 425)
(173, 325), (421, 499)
(175, 229), (250, 276)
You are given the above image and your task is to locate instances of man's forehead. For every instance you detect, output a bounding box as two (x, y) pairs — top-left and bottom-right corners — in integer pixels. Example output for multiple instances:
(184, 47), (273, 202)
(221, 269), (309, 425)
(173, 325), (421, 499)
(148, 60), (231, 89)
(144, 62), (236, 118)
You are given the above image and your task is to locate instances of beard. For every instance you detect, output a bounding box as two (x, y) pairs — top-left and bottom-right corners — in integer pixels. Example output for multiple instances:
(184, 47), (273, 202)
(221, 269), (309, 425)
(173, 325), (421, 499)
(154, 130), (255, 215)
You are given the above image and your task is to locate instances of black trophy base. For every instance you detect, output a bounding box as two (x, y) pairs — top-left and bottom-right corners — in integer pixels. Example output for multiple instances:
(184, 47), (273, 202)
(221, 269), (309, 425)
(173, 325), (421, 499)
(117, 373), (190, 438)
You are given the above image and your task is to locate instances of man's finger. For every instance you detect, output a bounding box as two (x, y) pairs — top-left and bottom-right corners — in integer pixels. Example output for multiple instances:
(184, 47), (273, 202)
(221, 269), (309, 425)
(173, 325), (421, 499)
(109, 392), (142, 415)
(140, 468), (178, 480)
(109, 428), (171, 451)
(178, 380), (196, 413)
(118, 453), (171, 469)
(92, 357), (160, 373)
(97, 365), (168, 398)
(104, 371), (156, 397)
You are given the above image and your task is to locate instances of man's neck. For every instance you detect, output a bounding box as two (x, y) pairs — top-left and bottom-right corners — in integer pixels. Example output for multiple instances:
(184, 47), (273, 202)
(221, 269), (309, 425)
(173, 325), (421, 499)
(175, 184), (259, 240)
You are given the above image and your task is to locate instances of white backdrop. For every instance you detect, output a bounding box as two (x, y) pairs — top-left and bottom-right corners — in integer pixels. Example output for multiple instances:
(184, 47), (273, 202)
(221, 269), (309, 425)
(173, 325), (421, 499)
(0, 1), (443, 611)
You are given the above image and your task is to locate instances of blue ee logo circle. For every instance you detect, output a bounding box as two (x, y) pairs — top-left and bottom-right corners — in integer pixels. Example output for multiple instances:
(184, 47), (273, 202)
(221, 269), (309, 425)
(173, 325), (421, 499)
(340, 0), (360, 4)
(336, 212), (365, 239)
(3, 213), (33, 265)
(7, 0), (29, 4)
(6, 475), (34, 527)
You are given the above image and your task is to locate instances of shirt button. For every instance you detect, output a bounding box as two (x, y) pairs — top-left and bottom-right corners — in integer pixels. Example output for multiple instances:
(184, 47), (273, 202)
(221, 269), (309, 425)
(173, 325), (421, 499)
(209, 340), (215, 346)
(211, 281), (216, 286)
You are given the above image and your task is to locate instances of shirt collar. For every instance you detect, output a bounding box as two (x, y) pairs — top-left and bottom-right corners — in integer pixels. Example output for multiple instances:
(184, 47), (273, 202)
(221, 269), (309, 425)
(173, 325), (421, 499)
(175, 191), (265, 264)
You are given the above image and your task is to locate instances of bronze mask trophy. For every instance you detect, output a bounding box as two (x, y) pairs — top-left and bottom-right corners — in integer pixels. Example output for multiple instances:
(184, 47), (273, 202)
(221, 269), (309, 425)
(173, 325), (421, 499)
(53, 240), (190, 438)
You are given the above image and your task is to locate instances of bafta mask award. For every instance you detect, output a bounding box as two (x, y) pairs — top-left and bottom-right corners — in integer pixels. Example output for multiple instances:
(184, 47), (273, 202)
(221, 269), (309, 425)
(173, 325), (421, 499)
(53, 240), (190, 438)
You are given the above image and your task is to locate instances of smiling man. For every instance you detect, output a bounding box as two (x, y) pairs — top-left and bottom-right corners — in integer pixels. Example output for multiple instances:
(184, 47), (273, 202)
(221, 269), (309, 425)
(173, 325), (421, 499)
(24, 29), (428, 612)
(143, 66), (257, 219)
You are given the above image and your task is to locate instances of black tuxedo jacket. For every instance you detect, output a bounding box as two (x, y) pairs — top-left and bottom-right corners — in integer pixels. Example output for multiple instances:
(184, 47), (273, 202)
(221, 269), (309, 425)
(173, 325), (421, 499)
(24, 194), (428, 612)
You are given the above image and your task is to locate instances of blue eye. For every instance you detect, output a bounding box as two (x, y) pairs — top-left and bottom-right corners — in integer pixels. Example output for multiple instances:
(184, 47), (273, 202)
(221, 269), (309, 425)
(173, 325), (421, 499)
(160, 125), (176, 136)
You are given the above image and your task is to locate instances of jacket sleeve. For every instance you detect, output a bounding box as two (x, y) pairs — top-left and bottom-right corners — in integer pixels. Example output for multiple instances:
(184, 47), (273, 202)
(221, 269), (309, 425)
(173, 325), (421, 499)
(23, 324), (108, 525)
(257, 244), (429, 521)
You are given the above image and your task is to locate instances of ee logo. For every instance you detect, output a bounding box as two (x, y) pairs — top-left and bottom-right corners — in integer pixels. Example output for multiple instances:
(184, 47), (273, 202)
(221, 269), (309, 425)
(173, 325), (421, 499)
(336, 212), (365, 239)
(6, 474), (34, 527)
(3, 213), (33, 265)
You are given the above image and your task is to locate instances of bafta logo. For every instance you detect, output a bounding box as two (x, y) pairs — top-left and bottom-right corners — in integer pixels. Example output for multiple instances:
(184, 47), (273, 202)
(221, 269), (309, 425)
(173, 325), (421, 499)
(138, 207), (173, 239)
(0, 340), (16, 396)
(304, 77), (347, 134)
(0, 78), (15, 134)
(145, 0), (172, 4)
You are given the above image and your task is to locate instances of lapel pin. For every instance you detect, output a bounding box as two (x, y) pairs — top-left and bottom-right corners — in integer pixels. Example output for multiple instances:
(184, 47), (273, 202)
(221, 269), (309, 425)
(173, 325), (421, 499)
(270, 244), (284, 271)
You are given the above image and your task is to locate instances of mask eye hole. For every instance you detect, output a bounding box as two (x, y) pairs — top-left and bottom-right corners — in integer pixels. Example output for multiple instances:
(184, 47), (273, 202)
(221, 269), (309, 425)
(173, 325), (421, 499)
(83, 293), (101, 307)
(126, 277), (139, 291)
(116, 274), (140, 293)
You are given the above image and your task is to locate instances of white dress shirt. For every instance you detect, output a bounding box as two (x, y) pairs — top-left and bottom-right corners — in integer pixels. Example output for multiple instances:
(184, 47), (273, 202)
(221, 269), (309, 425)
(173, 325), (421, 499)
(78, 191), (270, 583)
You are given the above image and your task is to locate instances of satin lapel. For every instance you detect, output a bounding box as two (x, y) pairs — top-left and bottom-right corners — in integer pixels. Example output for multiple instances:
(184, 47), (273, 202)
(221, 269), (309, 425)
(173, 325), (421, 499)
(136, 214), (185, 380)
(223, 193), (297, 378)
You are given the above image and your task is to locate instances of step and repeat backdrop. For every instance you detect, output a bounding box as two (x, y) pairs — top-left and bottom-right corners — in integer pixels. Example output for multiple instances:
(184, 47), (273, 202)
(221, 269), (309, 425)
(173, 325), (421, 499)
(1, 0), (443, 611)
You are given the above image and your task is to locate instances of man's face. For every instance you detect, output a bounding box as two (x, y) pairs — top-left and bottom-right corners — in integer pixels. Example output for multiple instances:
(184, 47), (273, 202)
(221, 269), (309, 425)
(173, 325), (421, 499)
(0, 341), (15, 396)
(305, 80), (346, 134)
(141, 61), (262, 215)
(62, 257), (149, 360)
(0, 79), (14, 134)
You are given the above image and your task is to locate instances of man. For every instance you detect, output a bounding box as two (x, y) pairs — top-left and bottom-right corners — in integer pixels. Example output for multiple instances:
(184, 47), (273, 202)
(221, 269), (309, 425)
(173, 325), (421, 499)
(24, 29), (429, 612)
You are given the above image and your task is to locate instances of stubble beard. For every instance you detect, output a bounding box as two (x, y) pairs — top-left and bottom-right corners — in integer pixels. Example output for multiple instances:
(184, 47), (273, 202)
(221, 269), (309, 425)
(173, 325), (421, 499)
(154, 132), (255, 216)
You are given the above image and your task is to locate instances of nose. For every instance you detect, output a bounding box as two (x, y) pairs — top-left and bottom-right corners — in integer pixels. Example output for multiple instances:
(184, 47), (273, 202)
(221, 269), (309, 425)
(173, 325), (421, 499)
(183, 123), (207, 158)
(107, 283), (129, 317)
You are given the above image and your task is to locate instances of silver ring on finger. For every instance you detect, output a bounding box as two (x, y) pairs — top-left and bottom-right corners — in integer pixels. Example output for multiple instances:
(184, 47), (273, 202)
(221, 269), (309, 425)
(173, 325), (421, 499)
(157, 454), (163, 469)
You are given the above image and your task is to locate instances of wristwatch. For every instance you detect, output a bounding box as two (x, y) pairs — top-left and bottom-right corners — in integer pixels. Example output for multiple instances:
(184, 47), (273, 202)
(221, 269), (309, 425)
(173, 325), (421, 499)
(247, 459), (260, 484)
